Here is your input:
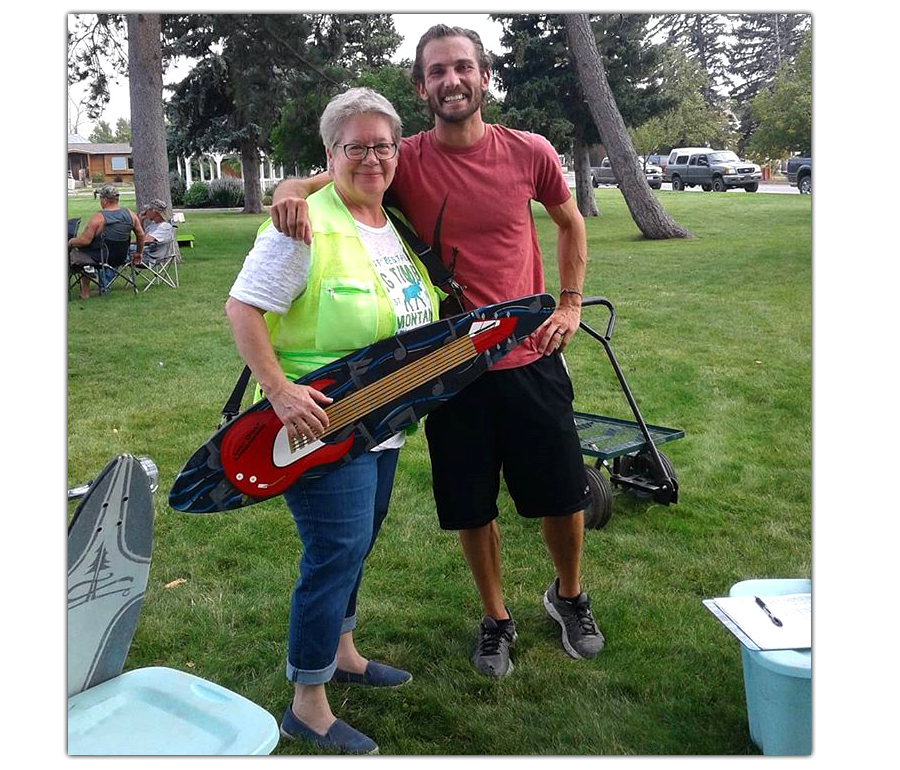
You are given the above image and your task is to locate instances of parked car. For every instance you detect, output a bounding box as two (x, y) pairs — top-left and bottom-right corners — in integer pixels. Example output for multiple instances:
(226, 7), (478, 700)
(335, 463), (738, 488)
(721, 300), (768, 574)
(665, 147), (762, 192)
(786, 156), (811, 194)
(591, 156), (663, 189)
(646, 153), (668, 173)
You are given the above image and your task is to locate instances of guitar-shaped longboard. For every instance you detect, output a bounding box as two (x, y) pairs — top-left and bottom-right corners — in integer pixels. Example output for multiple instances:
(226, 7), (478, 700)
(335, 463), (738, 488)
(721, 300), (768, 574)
(169, 293), (555, 513)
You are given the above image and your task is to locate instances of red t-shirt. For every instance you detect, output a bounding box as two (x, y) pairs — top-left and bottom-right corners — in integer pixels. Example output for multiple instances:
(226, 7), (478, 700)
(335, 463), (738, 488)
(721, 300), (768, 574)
(391, 124), (571, 369)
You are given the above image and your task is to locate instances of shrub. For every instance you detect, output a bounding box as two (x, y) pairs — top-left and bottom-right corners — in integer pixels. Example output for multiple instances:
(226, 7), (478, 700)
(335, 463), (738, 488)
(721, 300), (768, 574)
(169, 171), (186, 206)
(91, 172), (105, 184)
(262, 183), (277, 206)
(183, 181), (210, 208)
(207, 177), (245, 208)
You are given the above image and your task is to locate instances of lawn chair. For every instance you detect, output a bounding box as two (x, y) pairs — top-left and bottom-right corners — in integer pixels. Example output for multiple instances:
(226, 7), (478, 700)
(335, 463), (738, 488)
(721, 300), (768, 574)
(71, 233), (139, 298)
(133, 223), (181, 291)
(68, 218), (84, 296)
(98, 234), (139, 295)
(67, 454), (279, 755)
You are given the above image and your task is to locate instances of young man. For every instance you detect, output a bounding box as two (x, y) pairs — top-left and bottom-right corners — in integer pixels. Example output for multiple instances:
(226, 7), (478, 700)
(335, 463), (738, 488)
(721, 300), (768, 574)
(271, 25), (603, 677)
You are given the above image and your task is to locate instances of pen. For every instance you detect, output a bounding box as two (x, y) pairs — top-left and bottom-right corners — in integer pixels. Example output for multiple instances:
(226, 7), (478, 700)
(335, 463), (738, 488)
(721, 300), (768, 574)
(755, 596), (783, 627)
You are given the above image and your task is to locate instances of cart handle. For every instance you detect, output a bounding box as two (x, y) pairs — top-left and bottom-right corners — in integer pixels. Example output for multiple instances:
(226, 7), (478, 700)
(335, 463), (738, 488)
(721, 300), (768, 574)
(576, 299), (678, 501)
(580, 296), (615, 340)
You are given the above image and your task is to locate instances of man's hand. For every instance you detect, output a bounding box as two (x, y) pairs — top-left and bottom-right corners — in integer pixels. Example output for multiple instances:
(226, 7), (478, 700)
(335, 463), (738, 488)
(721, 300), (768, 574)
(270, 197), (312, 244)
(534, 301), (582, 356)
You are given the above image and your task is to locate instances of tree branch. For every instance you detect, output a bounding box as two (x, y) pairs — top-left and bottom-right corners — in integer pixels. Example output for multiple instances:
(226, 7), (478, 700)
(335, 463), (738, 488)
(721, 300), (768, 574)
(234, 17), (342, 87)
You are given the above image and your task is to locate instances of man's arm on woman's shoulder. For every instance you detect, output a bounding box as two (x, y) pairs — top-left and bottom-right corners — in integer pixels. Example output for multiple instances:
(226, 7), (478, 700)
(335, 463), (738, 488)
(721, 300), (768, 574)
(270, 172), (331, 243)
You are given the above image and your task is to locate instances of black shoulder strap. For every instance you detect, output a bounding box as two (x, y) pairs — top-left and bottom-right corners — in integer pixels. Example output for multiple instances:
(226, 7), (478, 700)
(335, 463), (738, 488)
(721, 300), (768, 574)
(385, 195), (467, 313)
(219, 365), (252, 429)
(385, 205), (453, 287)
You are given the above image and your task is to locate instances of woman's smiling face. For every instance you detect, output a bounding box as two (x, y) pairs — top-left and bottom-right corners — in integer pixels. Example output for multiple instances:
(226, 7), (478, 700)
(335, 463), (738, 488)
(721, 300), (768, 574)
(327, 113), (398, 206)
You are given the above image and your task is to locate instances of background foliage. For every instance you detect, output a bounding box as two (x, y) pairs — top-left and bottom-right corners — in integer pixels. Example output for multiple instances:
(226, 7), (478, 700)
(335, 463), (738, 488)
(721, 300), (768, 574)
(69, 12), (813, 177)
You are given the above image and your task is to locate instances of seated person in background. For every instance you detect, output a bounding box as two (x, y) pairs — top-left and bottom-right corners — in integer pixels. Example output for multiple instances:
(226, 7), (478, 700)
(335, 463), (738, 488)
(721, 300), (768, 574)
(69, 184), (144, 299)
(137, 199), (175, 259)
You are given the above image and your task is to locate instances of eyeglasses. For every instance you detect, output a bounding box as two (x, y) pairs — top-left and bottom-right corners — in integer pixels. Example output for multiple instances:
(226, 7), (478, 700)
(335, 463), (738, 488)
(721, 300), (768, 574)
(335, 142), (398, 161)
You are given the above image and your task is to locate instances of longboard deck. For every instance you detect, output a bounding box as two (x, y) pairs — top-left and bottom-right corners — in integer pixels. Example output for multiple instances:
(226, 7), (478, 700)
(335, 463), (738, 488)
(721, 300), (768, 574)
(67, 455), (154, 697)
(170, 293), (555, 513)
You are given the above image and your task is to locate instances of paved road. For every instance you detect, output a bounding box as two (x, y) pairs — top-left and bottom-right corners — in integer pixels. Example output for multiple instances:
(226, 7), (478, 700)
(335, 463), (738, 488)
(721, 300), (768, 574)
(663, 181), (797, 195)
(564, 171), (799, 195)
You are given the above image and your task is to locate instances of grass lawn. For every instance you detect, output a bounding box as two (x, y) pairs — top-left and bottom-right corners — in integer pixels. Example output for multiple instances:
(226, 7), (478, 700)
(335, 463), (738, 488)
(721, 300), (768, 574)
(66, 188), (811, 755)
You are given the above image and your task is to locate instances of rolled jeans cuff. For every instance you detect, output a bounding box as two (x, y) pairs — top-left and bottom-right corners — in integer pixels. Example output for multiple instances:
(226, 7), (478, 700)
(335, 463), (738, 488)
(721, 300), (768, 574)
(286, 657), (337, 685)
(341, 612), (357, 635)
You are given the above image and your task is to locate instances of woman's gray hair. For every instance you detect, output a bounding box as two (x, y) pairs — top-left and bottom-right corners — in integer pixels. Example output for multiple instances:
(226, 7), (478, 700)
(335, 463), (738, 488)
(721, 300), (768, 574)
(319, 87), (403, 148)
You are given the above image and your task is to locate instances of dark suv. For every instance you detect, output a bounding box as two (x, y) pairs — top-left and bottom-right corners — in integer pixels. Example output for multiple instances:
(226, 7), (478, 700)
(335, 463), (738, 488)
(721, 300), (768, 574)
(665, 148), (762, 192)
(786, 157), (811, 194)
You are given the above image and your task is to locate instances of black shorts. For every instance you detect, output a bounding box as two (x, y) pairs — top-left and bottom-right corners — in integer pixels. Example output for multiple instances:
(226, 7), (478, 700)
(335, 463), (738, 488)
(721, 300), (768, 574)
(424, 353), (590, 530)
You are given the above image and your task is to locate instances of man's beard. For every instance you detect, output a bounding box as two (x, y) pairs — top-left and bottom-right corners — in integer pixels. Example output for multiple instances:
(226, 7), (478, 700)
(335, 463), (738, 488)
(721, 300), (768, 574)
(427, 87), (485, 123)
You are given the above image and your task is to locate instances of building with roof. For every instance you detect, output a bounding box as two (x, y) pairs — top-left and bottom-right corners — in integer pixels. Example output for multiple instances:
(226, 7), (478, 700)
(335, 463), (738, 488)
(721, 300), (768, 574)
(68, 135), (133, 185)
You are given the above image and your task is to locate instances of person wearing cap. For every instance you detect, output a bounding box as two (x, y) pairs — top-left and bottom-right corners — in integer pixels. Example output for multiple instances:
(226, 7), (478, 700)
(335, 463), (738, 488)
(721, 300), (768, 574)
(136, 198), (174, 260)
(69, 184), (145, 299)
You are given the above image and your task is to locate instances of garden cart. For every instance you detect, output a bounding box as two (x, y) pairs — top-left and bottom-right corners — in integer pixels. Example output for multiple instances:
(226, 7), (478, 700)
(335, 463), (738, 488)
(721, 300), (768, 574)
(574, 297), (684, 528)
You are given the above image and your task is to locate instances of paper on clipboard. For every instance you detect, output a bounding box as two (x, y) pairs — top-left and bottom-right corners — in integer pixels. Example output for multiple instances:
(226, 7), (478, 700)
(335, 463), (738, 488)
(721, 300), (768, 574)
(703, 593), (811, 651)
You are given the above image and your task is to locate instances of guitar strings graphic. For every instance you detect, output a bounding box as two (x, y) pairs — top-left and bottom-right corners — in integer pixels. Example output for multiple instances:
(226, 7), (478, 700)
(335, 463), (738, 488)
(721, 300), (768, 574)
(288, 327), (496, 453)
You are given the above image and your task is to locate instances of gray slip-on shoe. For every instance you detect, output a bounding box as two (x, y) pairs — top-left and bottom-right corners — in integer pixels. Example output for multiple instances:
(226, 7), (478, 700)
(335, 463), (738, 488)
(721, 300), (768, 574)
(280, 705), (378, 754)
(332, 660), (412, 687)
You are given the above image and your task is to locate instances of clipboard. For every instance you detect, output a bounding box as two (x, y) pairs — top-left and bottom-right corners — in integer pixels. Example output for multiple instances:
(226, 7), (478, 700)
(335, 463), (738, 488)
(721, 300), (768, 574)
(703, 593), (811, 651)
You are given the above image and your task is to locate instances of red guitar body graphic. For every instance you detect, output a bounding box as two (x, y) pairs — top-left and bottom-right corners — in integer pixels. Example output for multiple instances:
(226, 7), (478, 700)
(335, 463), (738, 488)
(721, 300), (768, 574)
(219, 378), (354, 498)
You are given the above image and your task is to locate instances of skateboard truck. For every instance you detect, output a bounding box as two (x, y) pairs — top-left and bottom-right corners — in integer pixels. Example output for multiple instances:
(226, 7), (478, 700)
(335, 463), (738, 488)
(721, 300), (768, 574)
(68, 455), (159, 500)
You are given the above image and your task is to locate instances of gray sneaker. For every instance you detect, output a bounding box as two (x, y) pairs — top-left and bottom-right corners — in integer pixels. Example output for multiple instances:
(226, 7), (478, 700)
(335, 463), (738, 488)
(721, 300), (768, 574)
(472, 615), (517, 677)
(543, 580), (605, 659)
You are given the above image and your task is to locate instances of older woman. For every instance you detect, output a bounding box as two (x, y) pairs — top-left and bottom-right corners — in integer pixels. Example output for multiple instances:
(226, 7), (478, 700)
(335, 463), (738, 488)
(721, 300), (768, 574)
(225, 88), (441, 754)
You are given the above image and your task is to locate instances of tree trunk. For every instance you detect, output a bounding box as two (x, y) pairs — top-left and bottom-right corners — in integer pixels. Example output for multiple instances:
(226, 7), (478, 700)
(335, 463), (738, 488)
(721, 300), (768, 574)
(573, 135), (599, 218)
(241, 139), (263, 214)
(126, 14), (170, 212)
(564, 14), (692, 239)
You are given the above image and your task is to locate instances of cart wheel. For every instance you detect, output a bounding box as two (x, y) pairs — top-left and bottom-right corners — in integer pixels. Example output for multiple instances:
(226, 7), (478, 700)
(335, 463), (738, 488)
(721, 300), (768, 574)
(619, 449), (677, 495)
(583, 464), (613, 529)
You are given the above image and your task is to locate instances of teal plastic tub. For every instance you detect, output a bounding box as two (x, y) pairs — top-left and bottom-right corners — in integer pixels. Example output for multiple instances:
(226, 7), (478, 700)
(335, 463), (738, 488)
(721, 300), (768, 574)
(67, 667), (280, 755)
(729, 578), (811, 755)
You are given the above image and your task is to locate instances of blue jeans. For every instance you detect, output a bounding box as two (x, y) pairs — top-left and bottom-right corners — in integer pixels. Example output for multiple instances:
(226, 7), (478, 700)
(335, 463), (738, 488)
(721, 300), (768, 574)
(99, 267), (115, 292)
(281, 448), (399, 684)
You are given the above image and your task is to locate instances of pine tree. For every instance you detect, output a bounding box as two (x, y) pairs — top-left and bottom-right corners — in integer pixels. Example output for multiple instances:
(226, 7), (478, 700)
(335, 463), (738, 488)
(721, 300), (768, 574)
(729, 13), (811, 144)
(89, 120), (116, 144)
(648, 13), (732, 106)
(491, 13), (672, 217)
(730, 13), (810, 101)
(166, 14), (401, 213)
